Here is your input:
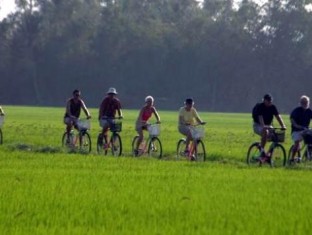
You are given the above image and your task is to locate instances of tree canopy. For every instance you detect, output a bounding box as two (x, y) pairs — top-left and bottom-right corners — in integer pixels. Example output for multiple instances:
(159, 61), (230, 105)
(1, 0), (312, 112)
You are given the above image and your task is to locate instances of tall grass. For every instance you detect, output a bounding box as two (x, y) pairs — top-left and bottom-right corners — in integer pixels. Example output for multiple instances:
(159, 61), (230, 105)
(0, 106), (311, 234)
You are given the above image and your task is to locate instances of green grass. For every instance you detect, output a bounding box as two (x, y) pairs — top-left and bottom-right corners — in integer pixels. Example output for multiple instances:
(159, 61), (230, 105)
(0, 106), (312, 234)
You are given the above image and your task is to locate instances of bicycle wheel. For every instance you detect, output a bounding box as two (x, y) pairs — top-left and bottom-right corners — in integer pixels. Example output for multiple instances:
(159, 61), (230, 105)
(132, 136), (140, 156)
(302, 145), (312, 163)
(194, 139), (206, 162)
(287, 145), (301, 165)
(62, 132), (73, 148)
(148, 137), (162, 159)
(79, 131), (91, 154)
(270, 143), (286, 167)
(246, 142), (261, 166)
(111, 133), (122, 156)
(97, 133), (107, 155)
(176, 138), (187, 160)
(0, 128), (2, 144)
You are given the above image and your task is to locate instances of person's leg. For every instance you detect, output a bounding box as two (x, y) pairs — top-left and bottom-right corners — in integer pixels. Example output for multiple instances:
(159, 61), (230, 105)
(291, 131), (302, 160)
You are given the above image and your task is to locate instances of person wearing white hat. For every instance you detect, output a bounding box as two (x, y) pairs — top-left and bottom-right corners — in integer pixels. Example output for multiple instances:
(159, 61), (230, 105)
(98, 87), (123, 144)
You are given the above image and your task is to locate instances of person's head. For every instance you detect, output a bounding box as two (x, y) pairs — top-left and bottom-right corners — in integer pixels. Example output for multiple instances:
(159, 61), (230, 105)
(263, 94), (273, 107)
(184, 98), (194, 110)
(145, 96), (154, 106)
(107, 87), (118, 97)
(72, 89), (81, 99)
(300, 95), (310, 109)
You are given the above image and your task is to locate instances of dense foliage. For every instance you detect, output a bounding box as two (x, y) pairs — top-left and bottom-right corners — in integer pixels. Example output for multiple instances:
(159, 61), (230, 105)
(1, 0), (312, 112)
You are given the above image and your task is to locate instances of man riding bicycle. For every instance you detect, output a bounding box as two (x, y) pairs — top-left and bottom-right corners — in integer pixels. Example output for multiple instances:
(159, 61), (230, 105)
(98, 87), (123, 144)
(178, 98), (205, 156)
(64, 89), (91, 143)
(252, 94), (286, 159)
(289, 95), (312, 162)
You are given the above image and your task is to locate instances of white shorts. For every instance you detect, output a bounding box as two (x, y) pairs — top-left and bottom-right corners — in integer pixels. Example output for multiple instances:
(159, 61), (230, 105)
(253, 123), (263, 136)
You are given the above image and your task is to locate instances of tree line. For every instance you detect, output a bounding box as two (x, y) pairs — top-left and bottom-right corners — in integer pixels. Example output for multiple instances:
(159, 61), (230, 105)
(1, 0), (312, 113)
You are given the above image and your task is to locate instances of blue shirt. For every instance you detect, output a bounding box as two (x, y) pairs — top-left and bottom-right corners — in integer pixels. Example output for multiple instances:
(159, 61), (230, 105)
(290, 106), (312, 132)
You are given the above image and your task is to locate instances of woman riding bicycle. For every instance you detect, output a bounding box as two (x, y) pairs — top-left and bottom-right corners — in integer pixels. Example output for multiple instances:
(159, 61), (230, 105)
(178, 98), (205, 156)
(134, 96), (161, 156)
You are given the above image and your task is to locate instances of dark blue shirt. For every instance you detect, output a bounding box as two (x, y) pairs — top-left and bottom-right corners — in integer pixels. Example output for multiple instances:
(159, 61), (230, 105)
(290, 106), (312, 132)
(253, 103), (279, 125)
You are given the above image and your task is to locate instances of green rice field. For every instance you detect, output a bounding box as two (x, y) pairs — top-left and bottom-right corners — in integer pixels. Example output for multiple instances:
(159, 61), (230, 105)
(0, 106), (312, 234)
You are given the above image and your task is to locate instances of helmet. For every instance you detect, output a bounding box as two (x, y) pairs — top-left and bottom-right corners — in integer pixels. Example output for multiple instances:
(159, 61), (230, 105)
(145, 96), (154, 103)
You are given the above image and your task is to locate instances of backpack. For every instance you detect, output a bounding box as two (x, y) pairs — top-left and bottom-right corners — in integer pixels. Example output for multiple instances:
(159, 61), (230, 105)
(252, 103), (261, 122)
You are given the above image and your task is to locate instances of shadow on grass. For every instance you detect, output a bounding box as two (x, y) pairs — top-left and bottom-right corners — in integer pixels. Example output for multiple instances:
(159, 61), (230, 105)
(7, 143), (63, 154)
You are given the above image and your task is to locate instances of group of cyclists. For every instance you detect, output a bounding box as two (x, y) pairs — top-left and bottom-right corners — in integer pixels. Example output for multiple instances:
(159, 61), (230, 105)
(63, 87), (206, 156)
(252, 93), (312, 163)
(2, 89), (312, 162)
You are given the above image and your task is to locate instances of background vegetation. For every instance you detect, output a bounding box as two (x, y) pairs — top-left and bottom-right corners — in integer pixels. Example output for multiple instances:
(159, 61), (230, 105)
(1, 0), (312, 112)
(1, 106), (312, 234)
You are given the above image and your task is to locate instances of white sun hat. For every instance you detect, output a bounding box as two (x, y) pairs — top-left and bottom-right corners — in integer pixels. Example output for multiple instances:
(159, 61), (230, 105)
(107, 87), (118, 94)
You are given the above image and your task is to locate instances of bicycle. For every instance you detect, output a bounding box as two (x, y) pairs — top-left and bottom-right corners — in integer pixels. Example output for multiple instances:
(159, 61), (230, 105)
(61, 118), (92, 154)
(97, 118), (122, 156)
(246, 127), (286, 167)
(0, 115), (4, 144)
(131, 123), (162, 158)
(287, 129), (312, 165)
(176, 123), (206, 162)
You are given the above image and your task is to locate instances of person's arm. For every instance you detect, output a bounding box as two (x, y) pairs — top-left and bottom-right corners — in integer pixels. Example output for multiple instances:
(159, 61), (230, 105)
(193, 108), (204, 124)
(151, 107), (161, 123)
(0, 106), (4, 116)
(290, 118), (304, 130)
(276, 114), (286, 129)
(117, 108), (123, 118)
(81, 100), (91, 119)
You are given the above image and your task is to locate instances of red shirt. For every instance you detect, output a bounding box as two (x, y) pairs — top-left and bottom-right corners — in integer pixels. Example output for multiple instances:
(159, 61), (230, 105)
(99, 96), (121, 118)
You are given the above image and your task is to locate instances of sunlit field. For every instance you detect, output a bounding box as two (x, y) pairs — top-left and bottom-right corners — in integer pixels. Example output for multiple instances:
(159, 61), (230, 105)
(1, 106), (312, 234)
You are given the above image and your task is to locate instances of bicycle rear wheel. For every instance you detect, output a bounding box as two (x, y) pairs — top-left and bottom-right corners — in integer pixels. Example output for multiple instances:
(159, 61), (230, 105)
(79, 131), (91, 154)
(176, 138), (187, 160)
(194, 139), (206, 162)
(270, 143), (286, 167)
(97, 133), (108, 155)
(287, 145), (301, 165)
(148, 137), (162, 159)
(246, 142), (261, 166)
(0, 128), (2, 144)
(111, 133), (122, 156)
(132, 136), (140, 156)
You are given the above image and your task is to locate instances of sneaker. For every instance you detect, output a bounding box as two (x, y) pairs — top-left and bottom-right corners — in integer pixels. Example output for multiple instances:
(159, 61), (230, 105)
(103, 143), (109, 150)
(134, 149), (139, 157)
(183, 150), (189, 156)
(190, 155), (196, 161)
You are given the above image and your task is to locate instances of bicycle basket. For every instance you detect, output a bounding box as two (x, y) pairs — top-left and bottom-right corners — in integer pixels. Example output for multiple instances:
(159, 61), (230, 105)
(148, 124), (160, 136)
(110, 121), (122, 132)
(77, 119), (90, 131)
(269, 129), (285, 143)
(190, 126), (205, 139)
(0, 116), (4, 127)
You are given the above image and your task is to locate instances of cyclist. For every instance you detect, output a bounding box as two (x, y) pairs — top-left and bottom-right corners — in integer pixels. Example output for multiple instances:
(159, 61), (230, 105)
(252, 94), (286, 160)
(0, 106), (4, 116)
(134, 96), (161, 156)
(98, 87), (123, 145)
(64, 89), (91, 142)
(178, 98), (205, 157)
(289, 95), (312, 162)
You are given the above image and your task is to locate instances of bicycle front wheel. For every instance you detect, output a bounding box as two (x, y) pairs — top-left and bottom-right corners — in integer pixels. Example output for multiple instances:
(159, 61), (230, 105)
(270, 143), (286, 167)
(132, 136), (140, 156)
(148, 137), (162, 159)
(176, 138), (187, 160)
(0, 128), (2, 144)
(79, 131), (91, 154)
(302, 145), (312, 163)
(195, 139), (206, 162)
(111, 133), (122, 156)
(287, 145), (301, 165)
(246, 142), (261, 166)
